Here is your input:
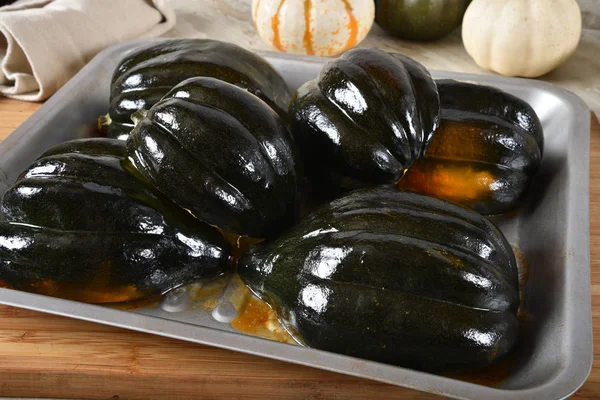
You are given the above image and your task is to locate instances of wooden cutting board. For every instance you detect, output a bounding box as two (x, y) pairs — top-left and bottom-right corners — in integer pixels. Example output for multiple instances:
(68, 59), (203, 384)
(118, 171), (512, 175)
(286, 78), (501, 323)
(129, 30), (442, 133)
(0, 98), (598, 400)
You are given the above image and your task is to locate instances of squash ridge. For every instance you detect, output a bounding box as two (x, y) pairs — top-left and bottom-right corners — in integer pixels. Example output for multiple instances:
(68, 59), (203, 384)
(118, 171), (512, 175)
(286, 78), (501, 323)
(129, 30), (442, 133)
(350, 57), (418, 158)
(162, 81), (285, 183)
(328, 207), (504, 252)
(292, 227), (516, 292)
(318, 59), (413, 164)
(149, 96), (280, 212)
(133, 117), (254, 212)
(347, 51), (423, 154)
(298, 273), (515, 313)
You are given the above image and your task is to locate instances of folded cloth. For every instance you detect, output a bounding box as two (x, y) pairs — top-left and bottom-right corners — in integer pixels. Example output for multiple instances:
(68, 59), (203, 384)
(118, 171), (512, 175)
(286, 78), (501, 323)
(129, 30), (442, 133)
(0, 0), (175, 101)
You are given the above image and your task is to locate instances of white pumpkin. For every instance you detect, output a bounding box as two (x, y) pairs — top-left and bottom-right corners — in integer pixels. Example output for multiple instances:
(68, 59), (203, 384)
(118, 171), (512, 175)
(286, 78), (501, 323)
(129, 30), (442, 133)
(462, 0), (582, 78)
(252, 0), (374, 57)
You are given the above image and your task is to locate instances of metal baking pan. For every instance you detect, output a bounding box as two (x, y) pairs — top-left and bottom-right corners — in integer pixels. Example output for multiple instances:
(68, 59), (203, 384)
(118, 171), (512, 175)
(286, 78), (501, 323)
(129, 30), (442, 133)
(0, 39), (592, 400)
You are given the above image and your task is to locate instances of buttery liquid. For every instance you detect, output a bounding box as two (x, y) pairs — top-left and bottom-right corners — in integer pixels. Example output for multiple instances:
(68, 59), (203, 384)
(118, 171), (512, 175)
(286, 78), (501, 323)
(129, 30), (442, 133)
(444, 353), (520, 387)
(189, 274), (233, 312)
(187, 273), (297, 345)
(101, 270), (297, 345)
(231, 294), (296, 345)
(106, 295), (162, 311)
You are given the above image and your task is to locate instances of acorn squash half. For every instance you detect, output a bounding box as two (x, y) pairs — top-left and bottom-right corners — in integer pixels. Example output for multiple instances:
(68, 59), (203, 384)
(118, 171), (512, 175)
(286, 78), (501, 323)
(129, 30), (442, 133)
(0, 138), (232, 303)
(127, 77), (299, 238)
(288, 48), (440, 192)
(399, 80), (544, 214)
(239, 185), (519, 372)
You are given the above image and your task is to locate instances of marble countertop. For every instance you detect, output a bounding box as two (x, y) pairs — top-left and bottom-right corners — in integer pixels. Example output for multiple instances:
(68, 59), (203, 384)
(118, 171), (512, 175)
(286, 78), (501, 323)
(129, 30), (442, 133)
(164, 0), (600, 119)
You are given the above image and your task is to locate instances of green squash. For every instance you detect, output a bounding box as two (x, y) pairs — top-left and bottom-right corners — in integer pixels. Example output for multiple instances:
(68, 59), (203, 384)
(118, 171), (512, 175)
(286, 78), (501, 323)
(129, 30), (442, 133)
(239, 185), (519, 372)
(103, 39), (292, 140)
(375, 0), (471, 41)
(0, 138), (232, 303)
(288, 48), (440, 191)
(399, 80), (544, 215)
(127, 77), (299, 238)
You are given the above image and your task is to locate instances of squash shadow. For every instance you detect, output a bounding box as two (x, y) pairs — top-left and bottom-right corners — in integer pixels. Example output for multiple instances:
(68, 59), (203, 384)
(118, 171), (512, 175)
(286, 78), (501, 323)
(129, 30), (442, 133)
(520, 151), (567, 218)
(502, 149), (569, 386)
(505, 235), (566, 388)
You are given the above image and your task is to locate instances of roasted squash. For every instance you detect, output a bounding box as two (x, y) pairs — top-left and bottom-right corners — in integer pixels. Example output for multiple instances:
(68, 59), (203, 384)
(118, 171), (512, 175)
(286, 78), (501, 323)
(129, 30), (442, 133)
(0, 138), (232, 303)
(127, 77), (299, 238)
(398, 80), (544, 214)
(289, 48), (440, 191)
(103, 39), (292, 140)
(239, 185), (519, 372)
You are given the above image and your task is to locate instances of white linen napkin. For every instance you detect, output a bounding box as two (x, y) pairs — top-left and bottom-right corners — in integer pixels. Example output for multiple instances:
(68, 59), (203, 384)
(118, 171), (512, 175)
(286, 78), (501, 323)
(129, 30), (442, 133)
(0, 0), (176, 101)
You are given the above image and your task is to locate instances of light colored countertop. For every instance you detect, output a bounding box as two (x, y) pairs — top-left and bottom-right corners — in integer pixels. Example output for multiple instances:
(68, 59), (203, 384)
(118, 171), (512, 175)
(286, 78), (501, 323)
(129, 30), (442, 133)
(166, 0), (600, 118)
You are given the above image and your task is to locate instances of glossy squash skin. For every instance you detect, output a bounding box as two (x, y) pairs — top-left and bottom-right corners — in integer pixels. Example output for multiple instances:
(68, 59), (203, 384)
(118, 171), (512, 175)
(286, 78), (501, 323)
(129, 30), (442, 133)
(375, 0), (471, 41)
(289, 48), (440, 191)
(127, 77), (299, 239)
(239, 186), (519, 372)
(105, 39), (292, 140)
(398, 80), (544, 215)
(0, 138), (232, 303)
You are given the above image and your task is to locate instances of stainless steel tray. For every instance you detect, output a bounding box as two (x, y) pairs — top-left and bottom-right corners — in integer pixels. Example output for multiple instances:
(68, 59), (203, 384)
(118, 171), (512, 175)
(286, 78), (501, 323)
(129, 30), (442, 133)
(0, 39), (592, 400)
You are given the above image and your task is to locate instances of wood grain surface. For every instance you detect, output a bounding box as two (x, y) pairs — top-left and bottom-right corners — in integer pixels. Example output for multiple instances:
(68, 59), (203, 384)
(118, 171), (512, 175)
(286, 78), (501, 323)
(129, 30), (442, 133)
(0, 98), (598, 400)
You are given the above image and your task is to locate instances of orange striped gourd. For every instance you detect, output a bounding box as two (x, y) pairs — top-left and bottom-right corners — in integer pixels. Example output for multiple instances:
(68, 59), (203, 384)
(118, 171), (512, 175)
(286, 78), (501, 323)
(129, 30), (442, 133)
(252, 0), (374, 57)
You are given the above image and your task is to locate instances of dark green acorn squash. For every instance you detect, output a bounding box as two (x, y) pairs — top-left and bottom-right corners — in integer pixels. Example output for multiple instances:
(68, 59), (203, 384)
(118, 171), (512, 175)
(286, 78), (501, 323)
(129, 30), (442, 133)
(399, 80), (544, 215)
(0, 138), (232, 303)
(127, 77), (299, 239)
(103, 39), (292, 140)
(375, 0), (471, 41)
(238, 185), (519, 372)
(288, 48), (440, 191)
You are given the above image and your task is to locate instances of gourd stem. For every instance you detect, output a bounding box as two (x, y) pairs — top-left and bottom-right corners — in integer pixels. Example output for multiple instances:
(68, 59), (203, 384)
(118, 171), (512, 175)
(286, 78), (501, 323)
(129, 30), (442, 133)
(130, 109), (148, 127)
(97, 113), (112, 132)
